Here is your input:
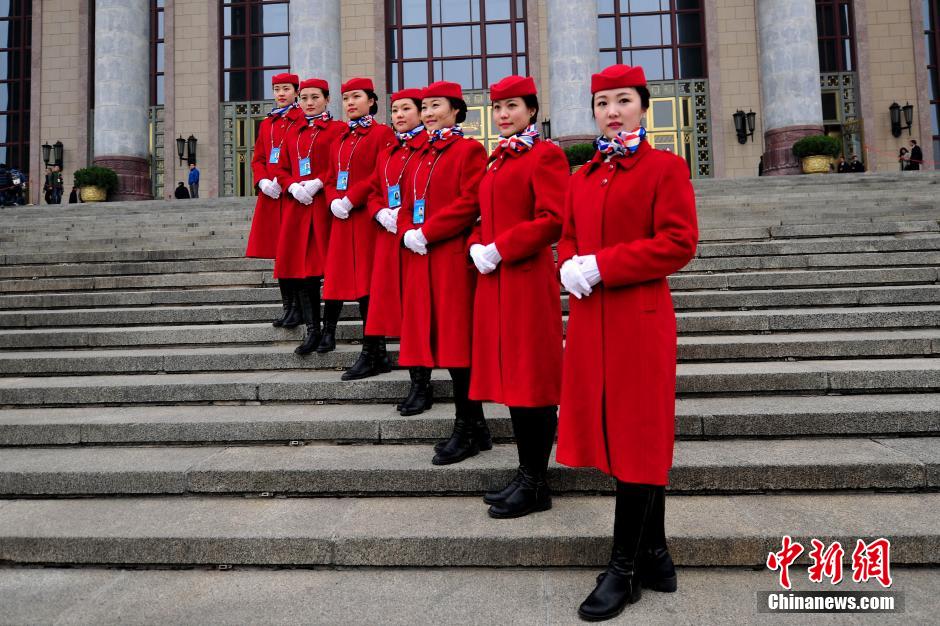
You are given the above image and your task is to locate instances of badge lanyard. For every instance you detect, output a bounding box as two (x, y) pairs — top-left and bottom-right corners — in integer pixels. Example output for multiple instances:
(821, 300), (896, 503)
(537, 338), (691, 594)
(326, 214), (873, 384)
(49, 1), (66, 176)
(335, 133), (364, 191)
(268, 115), (296, 164)
(411, 150), (444, 225)
(384, 148), (417, 210)
(296, 127), (322, 178)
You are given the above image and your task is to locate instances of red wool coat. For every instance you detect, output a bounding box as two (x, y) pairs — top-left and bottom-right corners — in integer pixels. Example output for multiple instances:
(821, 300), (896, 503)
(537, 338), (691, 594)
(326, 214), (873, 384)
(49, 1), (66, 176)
(363, 132), (429, 338)
(555, 141), (699, 486)
(246, 106), (306, 259)
(274, 117), (347, 279)
(323, 122), (397, 301)
(398, 135), (487, 368)
(468, 141), (568, 407)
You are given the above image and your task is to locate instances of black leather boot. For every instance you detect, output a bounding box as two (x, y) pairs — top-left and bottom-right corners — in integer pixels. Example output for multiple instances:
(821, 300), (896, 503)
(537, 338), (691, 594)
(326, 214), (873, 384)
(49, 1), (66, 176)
(400, 367), (433, 416)
(577, 482), (655, 621)
(280, 280), (303, 329)
(397, 367), (416, 411)
(434, 368), (492, 453)
(373, 336), (392, 374)
(272, 279), (294, 327)
(342, 337), (379, 380)
(316, 299), (342, 353)
(487, 407), (556, 518)
(483, 469), (522, 506)
(638, 486), (677, 592)
(294, 278), (322, 356)
(431, 408), (478, 465)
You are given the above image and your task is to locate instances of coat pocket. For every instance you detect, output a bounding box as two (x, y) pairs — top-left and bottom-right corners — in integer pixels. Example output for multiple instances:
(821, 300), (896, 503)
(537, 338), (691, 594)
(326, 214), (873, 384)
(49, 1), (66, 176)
(640, 281), (660, 313)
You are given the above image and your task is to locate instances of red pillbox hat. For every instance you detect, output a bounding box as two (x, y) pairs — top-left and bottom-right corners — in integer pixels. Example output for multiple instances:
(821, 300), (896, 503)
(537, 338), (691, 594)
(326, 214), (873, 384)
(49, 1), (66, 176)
(341, 77), (375, 93)
(489, 75), (537, 101)
(299, 78), (329, 93)
(271, 73), (300, 88)
(391, 88), (424, 103)
(591, 64), (647, 94)
(423, 81), (463, 100)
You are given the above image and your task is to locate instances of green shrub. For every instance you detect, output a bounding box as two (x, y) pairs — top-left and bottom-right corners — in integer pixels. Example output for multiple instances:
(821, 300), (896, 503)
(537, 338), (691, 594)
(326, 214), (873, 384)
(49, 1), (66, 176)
(563, 143), (596, 167)
(73, 166), (119, 194)
(792, 135), (842, 159)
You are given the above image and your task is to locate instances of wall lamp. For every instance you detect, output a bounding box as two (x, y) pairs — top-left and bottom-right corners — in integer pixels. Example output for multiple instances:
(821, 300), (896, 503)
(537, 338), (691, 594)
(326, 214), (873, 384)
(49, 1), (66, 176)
(733, 109), (756, 144)
(889, 102), (914, 138)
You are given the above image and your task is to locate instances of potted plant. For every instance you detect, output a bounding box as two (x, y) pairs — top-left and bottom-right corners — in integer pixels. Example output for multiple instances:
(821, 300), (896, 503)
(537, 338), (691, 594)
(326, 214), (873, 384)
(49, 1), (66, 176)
(563, 143), (596, 174)
(73, 165), (119, 202)
(792, 135), (842, 174)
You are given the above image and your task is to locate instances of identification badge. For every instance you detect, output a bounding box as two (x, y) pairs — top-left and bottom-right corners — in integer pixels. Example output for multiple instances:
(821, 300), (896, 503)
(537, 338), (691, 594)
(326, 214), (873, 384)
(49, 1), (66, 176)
(413, 199), (426, 225)
(269, 147), (281, 164)
(298, 157), (311, 177)
(337, 170), (349, 191)
(388, 184), (402, 209)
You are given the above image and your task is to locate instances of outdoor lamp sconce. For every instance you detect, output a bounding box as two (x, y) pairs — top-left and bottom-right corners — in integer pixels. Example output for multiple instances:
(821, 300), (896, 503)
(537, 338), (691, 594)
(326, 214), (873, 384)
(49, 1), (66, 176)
(186, 135), (198, 165)
(890, 102), (914, 138)
(733, 109), (756, 144)
(53, 141), (64, 168)
(542, 118), (552, 139)
(41, 142), (51, 167)
(176, 135), (186, 165)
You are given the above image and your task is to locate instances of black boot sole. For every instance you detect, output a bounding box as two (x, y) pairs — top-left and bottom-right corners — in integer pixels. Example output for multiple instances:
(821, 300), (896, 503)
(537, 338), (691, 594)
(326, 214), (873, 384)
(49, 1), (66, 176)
(434, 435), (490, 454)
(341, 368), (384, 381)
(431, 446), (479, 466)
(399, 398), (433, 417)
(487, 498), (552, 519)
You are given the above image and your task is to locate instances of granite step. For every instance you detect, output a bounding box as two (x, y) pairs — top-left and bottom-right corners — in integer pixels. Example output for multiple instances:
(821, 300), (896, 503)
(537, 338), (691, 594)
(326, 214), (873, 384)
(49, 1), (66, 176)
(0, 393), (935, 446)
(0, 359), (936, 406)
(0, 493), (936, 567)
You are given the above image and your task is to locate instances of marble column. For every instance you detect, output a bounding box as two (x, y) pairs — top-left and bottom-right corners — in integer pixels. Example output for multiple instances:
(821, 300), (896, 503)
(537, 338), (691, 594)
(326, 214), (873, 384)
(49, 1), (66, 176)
(290, 0), (342, 118)
(757, 0), (824, 175)
(546, 0), (598, 145)
(93, 0), (152, 200)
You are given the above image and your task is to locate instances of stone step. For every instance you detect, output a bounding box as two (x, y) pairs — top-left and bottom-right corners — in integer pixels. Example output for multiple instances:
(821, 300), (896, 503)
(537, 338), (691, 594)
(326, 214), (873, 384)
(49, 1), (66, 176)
(2, 283), (936, 312)
(1, 307), (936, 347)
(0, 437), (936, 496)
(2, 330), (937, 376)
(0, 270), (270, 293)
(1, 393), (935, 446)
(0, 493), (936, 567)
(0, 359), (936, 406)
(0, 247), (247, 266)
(686, 250), (940, 272)
(697, 233), (940, 258)
(2, 567), (936, 625)
(0, 257), (272, 280)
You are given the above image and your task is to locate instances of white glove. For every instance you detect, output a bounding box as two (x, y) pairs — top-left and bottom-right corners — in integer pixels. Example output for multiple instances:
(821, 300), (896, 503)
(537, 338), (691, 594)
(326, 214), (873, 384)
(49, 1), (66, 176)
(482, 243), (502, 267)
(288, 183), (313, 205)
(302, 178), (323, 197)
(576, 254), (601, 287)
(560, 258), (592, 299)
(376, 208), (398, 234)
(403, 228), (428, 255)
(330, 196), (353, 219)
(259, 177), (281, 199)
(469, 244), (496, 274)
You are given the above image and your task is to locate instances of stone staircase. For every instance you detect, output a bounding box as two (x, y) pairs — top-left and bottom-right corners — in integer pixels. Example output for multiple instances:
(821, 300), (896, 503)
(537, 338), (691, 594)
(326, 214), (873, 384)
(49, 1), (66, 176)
(0, 171), (938, 622)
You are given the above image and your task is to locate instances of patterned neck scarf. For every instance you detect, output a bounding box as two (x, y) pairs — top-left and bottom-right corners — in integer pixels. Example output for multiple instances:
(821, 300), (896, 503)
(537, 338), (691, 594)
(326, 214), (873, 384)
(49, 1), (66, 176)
(496, 124), (540, 154)
(348, 114), (375, 130)
(269, 102), (296, 117)
(428, 125), (464, 145)
(595, 127), (647, 157)
(306, 110), (333, 127)
(397, 124), (425, 144)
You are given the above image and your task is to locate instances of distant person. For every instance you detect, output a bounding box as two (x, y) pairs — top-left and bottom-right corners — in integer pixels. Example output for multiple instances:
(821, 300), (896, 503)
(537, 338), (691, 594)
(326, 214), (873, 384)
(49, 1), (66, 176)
(758, 155), (763, 176)
(174, 181), (190, 199)
(188, 162), (200, 198)
(899, 147), (909, 171)
(848, 155), (865, 173)
(68, 186), (80, 203)
(0, 163), (12, 206)
(908, 139), (923, 170)
(50, 165), (64, 204)
(835, 156), (848, 173)
(43, 167), (53, 204)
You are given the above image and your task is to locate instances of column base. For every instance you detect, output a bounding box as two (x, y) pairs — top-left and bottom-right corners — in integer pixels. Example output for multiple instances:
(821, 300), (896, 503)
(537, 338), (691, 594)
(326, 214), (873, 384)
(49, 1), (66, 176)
(762, 125), (824, 176)
(93, 155), (153, 201)
(555, 134), (596, 149)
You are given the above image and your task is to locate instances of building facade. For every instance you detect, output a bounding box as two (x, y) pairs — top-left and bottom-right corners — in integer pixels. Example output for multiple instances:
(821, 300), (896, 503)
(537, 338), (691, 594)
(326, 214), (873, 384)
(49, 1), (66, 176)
(14, 0), (939, 203)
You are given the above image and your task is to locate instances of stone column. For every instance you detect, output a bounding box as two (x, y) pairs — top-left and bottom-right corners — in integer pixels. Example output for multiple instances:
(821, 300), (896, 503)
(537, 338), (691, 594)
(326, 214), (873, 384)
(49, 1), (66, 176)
(546, 0), (598, 145)
(757, 0), (824, 175)
(93, 0), (152, 200)
(290, 0), (342, 118)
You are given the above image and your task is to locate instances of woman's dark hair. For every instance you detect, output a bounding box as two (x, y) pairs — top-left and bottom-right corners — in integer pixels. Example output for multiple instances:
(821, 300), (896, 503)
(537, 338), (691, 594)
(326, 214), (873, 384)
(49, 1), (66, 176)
(590, 86), (651, 117)
(446, 97), (468, 123)
(365, 89), (379, 115)
(522, 94), (540, 125)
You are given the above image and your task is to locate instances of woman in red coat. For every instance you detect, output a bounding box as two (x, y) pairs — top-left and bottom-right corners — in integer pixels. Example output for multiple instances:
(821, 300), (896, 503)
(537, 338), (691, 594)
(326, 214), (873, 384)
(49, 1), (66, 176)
(246, 73), (306, 327)
(363, 88), (429, 415)
(399, 81), (490, 465)
(277, 78), (346, 355)
(467, 75), (567, 518)
(322, 78), (397, 380)
(555, 65), (698, 621)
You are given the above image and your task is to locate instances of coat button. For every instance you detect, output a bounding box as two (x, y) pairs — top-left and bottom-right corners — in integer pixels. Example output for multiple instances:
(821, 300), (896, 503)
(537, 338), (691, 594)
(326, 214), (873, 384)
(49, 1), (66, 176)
(609, 164), (614, 170)
(601, 178), (608, 185)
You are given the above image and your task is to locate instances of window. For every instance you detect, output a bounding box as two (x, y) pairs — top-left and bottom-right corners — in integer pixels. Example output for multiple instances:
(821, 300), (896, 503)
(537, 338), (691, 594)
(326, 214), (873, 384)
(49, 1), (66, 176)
(927, 0), (939, 165)
(816, 0), (856, 73)
(597, 0), (706, 81)
(0, 0), (30, 172)
(220, 0), (290, 102)
(151, 0), (164, 106)
(386, 0), (529, 91)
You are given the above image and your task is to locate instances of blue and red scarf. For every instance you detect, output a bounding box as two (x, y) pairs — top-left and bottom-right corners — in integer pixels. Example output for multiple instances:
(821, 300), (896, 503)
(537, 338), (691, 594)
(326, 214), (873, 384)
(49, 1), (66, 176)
(496, 124), (540, 154)
(595, 127), (646, 157)
(348, 115), (375, 130)
(397, 124), (425, 144)
(269, 102), (296, 117)
(307, 110), (333, 128)
(428, 125), (464, 145)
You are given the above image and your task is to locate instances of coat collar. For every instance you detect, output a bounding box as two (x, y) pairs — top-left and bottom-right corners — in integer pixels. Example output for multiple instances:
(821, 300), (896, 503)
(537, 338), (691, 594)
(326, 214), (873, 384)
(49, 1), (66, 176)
(584, 140), (652, 173)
